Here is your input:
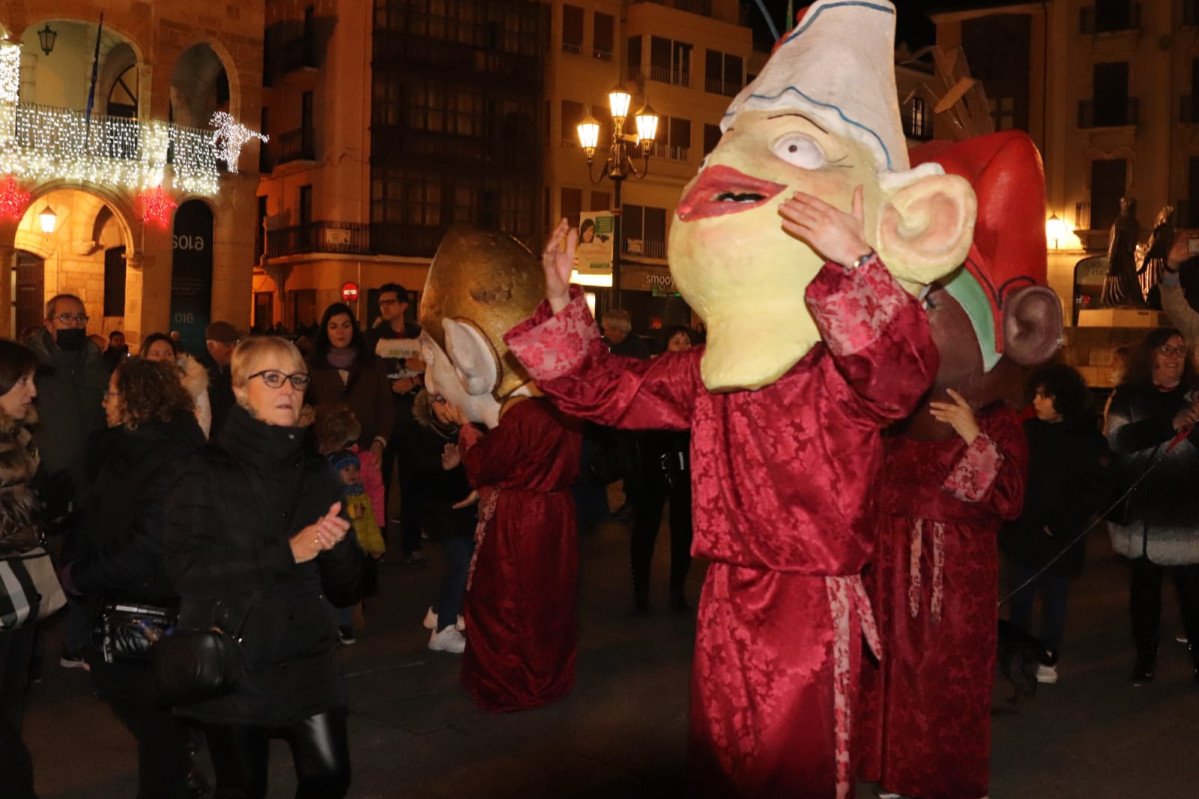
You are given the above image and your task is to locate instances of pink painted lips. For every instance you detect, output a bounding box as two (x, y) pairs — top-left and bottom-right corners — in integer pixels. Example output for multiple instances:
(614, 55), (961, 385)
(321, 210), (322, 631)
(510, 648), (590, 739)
(676, 165), (786, 221)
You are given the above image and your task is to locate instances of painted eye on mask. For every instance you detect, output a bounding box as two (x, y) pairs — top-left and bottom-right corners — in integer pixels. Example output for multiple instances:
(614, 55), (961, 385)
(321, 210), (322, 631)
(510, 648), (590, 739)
(771, 134), (826, 170)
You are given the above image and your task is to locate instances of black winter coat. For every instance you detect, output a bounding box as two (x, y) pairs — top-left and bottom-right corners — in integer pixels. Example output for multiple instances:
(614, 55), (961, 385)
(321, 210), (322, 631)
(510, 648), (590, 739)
(71, 414), (206, 611)
(165, 406), (365, 727)
(999, 417), (1108, 576)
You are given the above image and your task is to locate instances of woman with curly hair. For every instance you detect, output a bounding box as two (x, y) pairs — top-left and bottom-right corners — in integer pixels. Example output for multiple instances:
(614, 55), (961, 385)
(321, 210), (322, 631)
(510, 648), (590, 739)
(61, 357), (207, 798)
(141, 332), (212, 439)
(1000, 363), (1109, 683)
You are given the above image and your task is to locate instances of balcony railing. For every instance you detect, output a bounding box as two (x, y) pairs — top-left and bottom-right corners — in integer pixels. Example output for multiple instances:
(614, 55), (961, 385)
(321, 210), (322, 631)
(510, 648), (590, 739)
(625, 238), (667, 258)
(592, 48), (613, 61)
(277, 127), (315, 164)
(651, 141), (690, 162)
(267, 221), (370, 258)
(1080, 3), (1140, 34)
(903, 115), (934, 141)
(562, 42), (582, 55)
(649, 65), (689, 87)
(282, 37), (318, 72)
(704, 77), (741, 97)
(5, 101), (220, 194)
(1078, 98), (1138, 128)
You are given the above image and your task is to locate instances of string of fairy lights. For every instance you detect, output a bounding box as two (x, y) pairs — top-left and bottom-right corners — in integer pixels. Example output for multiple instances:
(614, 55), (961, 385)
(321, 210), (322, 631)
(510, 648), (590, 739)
(0, 40), (266, 226)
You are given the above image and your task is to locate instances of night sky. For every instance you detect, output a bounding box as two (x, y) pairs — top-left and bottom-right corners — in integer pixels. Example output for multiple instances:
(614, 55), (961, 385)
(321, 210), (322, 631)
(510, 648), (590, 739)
(746, 0), (938, 50)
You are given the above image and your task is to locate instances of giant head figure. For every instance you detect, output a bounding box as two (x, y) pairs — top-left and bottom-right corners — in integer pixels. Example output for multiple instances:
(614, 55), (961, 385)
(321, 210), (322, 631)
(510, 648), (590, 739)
(418, 225), (546, 429)
(901, 132), (1063, 439)
(669, 0), (977, 391)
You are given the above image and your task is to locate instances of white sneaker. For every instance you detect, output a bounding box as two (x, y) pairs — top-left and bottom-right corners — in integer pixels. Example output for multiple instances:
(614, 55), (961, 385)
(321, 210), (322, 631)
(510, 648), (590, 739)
(1036, 663), (1059, 684)
(422, 607), (437, 630)
(428, 626), (466, 654)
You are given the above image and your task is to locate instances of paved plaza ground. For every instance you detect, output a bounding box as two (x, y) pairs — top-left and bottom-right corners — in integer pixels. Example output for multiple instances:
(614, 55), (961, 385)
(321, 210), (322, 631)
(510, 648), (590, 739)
(22, 517), (1199, 798)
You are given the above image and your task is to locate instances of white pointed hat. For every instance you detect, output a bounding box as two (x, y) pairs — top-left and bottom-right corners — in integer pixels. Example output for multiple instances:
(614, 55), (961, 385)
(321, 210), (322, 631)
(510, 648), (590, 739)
(722, 0), (908, 172)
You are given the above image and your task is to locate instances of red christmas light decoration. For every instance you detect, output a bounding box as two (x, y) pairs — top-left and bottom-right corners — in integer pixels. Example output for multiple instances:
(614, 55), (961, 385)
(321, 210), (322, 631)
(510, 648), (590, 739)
(138, 187), (177, 228)
(0, 175), (31, 220)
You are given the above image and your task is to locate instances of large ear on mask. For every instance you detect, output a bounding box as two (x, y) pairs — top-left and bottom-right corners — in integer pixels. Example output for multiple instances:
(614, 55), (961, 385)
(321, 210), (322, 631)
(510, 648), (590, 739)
(1003, 286), (1062, 366)
(875, 170), (977, 286)
(444, 318), (498, 397)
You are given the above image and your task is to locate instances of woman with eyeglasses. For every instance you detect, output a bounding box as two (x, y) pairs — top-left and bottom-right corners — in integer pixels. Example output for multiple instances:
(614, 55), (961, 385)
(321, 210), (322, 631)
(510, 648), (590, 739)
(1106, 327), (1199, 685)
(60, 357), (206, 799)
(165, 336), (366, 798)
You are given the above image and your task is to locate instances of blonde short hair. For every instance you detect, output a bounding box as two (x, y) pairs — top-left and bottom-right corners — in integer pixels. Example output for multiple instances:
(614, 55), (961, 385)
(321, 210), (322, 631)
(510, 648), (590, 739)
(231, 336), (307, 389)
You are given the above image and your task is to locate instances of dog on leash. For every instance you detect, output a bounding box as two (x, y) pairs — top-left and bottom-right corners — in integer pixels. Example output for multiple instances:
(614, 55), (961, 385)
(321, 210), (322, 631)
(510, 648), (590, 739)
(997, 619), (1053, 704)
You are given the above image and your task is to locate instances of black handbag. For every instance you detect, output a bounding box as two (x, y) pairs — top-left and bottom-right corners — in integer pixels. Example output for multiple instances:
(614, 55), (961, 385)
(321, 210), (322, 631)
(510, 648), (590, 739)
(95, 601), (177, 663)
(152, 591), (260, 706)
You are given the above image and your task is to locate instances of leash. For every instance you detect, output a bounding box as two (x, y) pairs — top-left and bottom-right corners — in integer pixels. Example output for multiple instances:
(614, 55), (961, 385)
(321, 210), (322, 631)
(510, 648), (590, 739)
(996, 427), (1189, 607)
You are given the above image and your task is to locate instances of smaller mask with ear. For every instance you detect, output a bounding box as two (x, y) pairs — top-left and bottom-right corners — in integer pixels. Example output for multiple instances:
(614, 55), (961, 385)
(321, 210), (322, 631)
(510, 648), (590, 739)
(418, 226), (547, 427)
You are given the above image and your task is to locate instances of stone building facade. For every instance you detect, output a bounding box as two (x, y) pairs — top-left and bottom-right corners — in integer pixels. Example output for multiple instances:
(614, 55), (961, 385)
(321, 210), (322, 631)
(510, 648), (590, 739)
(0, 1), (265, 353)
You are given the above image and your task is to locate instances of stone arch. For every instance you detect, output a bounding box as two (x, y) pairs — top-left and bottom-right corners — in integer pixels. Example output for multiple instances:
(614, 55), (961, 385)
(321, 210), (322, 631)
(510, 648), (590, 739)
(17, 17), (147, 111)
(169, 42), (234, 129)
(20, 181), (138, 259)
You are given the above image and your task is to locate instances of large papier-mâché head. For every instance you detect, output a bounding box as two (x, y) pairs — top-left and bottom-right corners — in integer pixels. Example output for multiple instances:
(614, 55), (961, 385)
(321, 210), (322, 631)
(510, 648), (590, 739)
(668, 0), (977, 391)
(418, 226), (546, 429)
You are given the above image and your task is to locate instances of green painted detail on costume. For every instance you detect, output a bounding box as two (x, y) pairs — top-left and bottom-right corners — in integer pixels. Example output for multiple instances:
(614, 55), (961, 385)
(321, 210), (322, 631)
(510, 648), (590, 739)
(941, 267), (1002, 372)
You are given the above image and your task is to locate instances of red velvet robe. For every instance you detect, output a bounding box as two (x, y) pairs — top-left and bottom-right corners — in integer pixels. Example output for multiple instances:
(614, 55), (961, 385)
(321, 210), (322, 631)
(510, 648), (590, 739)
(506, 257), (937, 797)
(458, 397), (582, 712)
(858, 407), (1027, 799)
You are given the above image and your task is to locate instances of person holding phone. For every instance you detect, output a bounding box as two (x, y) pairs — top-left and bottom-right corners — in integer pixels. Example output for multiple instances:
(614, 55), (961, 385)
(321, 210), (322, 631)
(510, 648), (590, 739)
(1158, 231), (1199, 357)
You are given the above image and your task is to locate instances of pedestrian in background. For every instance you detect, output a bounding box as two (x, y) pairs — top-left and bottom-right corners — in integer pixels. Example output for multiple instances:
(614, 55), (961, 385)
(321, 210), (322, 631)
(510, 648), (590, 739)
(1001, 363), (1108, 683)
(1105, 328), (1199, 685)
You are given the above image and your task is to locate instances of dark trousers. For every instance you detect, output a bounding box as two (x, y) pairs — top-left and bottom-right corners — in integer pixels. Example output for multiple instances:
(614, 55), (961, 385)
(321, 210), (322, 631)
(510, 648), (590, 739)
(382, 406), (424, 556)
(629, 481), (693, 607)
(1007, 563), (1070, 654)
(0, 624), (37, 799)
(434, 535), (474, 632)
(1129, 558), (1199, 659)
(205, 708), (351, 799)
(92, 658), (193, 799)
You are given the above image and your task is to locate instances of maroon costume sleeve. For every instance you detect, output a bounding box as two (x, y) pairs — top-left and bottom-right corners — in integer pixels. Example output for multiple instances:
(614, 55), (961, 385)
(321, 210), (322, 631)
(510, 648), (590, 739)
(941, 406), (1027, 520)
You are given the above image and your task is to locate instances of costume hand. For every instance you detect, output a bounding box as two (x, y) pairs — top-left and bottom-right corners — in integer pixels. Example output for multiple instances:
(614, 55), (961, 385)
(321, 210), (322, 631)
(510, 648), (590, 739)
(778, 185), (872, 269)
(369, 440), (385, 468)
(442, 443), (462, 470)
(451, 490), (479, 510)
(928, 388), (981, 445)
(544, 218), (577, 314)
(289, 502), (351, 563)
(1167, 235), (1194, 271)
(1172, 400), (1199, 431)
(441, 399), (470, 427)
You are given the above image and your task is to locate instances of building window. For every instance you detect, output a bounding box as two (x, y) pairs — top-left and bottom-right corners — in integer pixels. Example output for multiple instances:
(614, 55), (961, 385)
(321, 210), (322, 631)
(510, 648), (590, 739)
(560, 187), (582, 226)
(370, 168), (443, 227)
(650, 37), (691, 88)
(562, 5), (583, 55)
(627, 36), (642, 80)
(561, 100), (583, 147)
(1081, 61), (1133, 127)
(623, 204), (668, 258)
(703, 123), (722, 155)
(594, 13), (614, 60)
(651, 116), (691, 162)
(1089, 158), (1126, 232)
(704, 50), (742, 96)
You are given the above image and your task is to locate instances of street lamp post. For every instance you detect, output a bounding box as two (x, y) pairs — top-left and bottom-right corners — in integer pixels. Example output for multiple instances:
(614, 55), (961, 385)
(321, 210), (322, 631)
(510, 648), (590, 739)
(576, 85), (658, 308)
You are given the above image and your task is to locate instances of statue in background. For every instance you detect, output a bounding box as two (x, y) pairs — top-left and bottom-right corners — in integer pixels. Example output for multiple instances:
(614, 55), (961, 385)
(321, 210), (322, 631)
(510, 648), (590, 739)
(1101, 196), (1143, 308)
(1138, 204), (1176, 310)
